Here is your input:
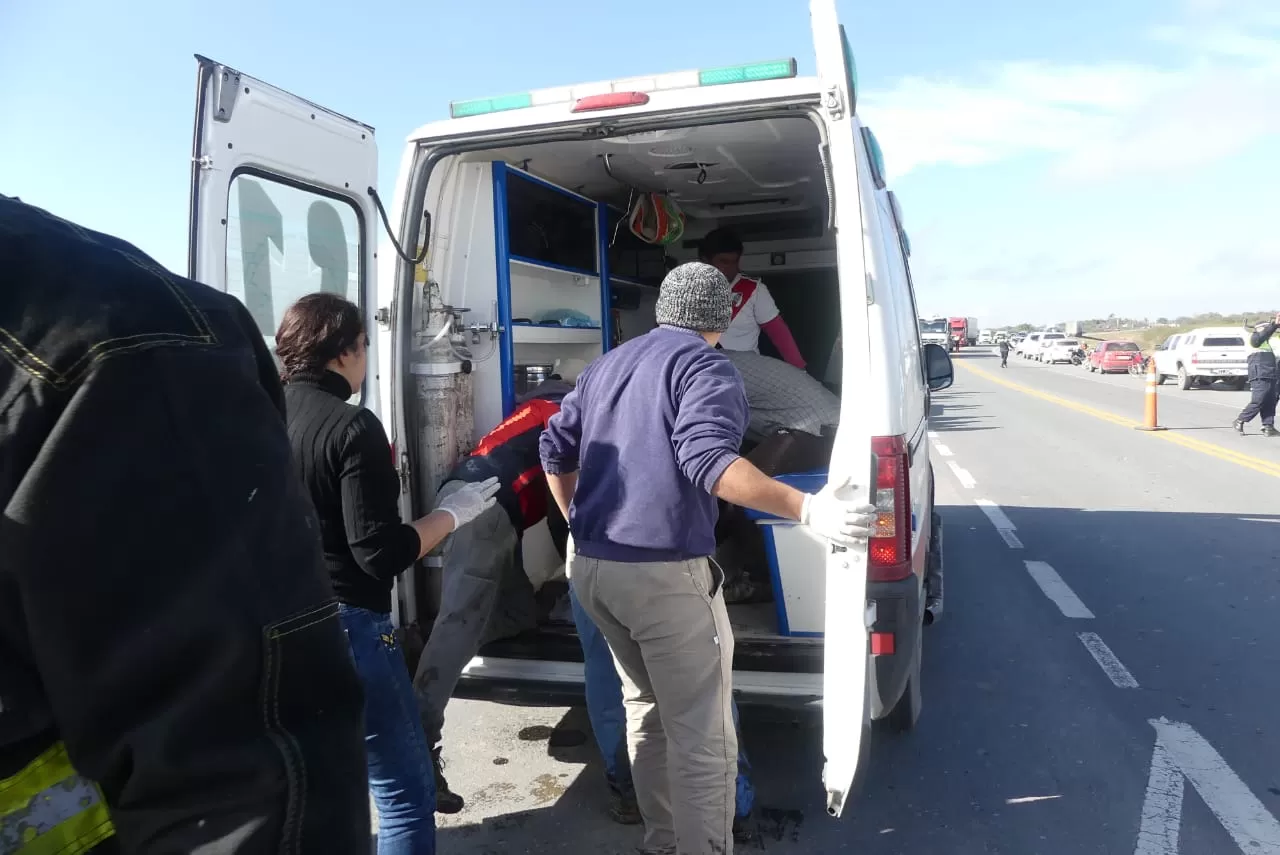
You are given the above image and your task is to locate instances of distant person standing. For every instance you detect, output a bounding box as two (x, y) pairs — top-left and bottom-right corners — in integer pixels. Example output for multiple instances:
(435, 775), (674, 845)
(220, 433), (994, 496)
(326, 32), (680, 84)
(998, 338), (1011, 368)
(1234, 313), (1280, 437)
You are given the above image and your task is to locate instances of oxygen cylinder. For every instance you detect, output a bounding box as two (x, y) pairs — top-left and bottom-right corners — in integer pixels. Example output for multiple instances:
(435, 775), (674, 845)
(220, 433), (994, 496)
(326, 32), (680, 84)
(408, 281), (475, 623)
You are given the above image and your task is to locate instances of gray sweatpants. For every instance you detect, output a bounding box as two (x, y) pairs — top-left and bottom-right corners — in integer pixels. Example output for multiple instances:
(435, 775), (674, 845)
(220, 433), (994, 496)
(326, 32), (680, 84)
(413, 479), (537, 750)
(570, 548), (737, 855)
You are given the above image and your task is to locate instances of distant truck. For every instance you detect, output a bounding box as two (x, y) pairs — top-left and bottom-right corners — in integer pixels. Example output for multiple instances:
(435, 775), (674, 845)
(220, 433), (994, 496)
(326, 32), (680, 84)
(1065, 321), (1083, 337)
(977, 329), (995, 345)
(918, 317), (952, 349)
(948, 317), (979, 348)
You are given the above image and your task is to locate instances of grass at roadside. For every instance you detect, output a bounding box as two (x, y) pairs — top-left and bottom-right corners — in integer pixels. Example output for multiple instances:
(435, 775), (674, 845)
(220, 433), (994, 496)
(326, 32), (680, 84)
(1085, 322), (1258, 356)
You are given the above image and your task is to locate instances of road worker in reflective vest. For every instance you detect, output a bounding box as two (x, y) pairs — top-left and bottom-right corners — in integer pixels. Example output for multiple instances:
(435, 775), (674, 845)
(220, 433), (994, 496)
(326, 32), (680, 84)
(0, 196), (369, 853)
(1234, 314), (1280, 436)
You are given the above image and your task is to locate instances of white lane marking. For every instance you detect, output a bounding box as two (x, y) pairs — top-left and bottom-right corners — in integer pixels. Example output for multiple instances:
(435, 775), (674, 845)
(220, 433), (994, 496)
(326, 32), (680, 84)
(1240, 517), (1280, 523)
(1023, 560), (1095, 618)
(933, 442), (954, 457)
(927, 431), (939, 439)
(975, 499), (1016, 531)
(975, 499), (1022, 547)
(946, 460), (976, 488)
(1077, 632), (1139, 688)
(996, 529), (1024, 549)
(1148, 718), (1280, 853)
(1135, 740), (1184, 855)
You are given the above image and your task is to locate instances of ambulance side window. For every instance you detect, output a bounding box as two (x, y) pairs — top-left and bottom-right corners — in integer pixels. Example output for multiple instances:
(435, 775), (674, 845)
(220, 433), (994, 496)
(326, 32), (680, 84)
(225, 172), (363, 341)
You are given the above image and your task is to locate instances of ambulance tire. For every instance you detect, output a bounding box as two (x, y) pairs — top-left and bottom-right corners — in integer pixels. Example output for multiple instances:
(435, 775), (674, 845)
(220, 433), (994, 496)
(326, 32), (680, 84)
(883, 632), (923, 732)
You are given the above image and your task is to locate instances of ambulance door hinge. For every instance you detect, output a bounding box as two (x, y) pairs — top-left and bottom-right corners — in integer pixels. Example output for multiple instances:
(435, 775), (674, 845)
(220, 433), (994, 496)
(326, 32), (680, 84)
(823, 85), (846, 121)
(398, 450), (411, 494)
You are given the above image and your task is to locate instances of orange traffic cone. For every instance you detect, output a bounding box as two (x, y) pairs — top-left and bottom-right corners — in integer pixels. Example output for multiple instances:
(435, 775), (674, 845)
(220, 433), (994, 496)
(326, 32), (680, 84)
(1134, 358), (1167, 432)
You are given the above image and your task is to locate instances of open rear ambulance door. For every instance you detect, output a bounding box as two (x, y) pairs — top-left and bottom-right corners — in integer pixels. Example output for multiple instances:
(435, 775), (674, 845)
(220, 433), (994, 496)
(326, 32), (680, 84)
(187, 55), (381, 412)
(809, 0), (876, 818)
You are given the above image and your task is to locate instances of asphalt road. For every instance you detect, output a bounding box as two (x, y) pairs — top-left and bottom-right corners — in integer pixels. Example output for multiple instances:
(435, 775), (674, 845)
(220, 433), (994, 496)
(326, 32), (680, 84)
(404, 347), (1280, 854)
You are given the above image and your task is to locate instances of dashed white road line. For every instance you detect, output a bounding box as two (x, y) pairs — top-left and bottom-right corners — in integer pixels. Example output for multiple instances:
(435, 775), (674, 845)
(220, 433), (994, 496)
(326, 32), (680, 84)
(974, 499), (1023, 548)
(933, 442), (954, 457)
(996, 529), (1024, 549)
(946, 460), (976, 488)
(1140, 718), (1280, 854)
(1023, 560), (1095, 619)
(975, 499), (1016, 530)
(1077, 632), (1139, 688)
(1135, 740), (1183, 855)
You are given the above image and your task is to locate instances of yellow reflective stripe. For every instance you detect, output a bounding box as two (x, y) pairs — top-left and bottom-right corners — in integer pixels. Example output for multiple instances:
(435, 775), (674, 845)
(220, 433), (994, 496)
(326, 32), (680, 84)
(0, 742), (115, 855)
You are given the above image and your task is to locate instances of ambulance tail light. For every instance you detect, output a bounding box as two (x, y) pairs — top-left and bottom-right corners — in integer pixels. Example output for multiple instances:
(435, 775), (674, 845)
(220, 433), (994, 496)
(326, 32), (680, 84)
(449, 59), (798, 118)
(868, 435), (912, 583)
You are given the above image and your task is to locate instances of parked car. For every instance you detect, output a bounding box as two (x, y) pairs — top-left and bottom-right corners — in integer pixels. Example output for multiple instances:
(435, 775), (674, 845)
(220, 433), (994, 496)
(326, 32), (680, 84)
(1044, 338), (1081, 365)
(1151, 327), (1250, 390)
(1089, 340), (1142, 374)
(1034, 332), (1066, 361)
(1016, 332), (1042, 357)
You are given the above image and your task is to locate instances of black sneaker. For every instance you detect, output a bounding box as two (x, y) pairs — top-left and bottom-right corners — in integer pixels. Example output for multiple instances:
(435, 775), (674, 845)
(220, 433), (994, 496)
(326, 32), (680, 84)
(1234, 420), (1246, 434)
(431, 749), (465, 814)
(733, 811), (754, 844)
(608, 778), (642, 825)
(1263, 425), (1280, 438)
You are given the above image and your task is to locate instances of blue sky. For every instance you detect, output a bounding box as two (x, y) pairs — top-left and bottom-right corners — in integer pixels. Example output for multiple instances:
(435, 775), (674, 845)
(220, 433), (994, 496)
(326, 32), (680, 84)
(2, 0), (1277, 326)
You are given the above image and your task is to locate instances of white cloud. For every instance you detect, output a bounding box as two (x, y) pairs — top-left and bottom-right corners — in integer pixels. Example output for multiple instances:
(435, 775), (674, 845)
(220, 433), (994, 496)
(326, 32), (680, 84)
(859, 9), (1280, 183)
(857, 4), (1280, 324)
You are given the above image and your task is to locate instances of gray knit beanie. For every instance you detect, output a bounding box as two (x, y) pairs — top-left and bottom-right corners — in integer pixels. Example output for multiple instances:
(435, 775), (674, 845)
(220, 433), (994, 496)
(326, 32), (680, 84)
(655, 262), (733, 333)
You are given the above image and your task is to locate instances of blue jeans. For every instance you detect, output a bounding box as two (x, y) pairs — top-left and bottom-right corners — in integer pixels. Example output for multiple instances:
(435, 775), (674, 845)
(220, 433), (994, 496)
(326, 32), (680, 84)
(569, 585), (755, 817)
(340, 605), (436, 855)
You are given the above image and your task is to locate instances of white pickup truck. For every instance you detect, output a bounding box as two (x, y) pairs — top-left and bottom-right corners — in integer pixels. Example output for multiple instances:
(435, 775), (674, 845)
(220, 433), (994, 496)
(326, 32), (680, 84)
(1152, 327), (1250, 390)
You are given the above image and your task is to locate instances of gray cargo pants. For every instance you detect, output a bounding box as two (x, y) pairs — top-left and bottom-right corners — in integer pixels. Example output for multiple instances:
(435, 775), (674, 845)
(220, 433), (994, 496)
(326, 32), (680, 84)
(413, 479), (537, 749)
(569, 548), (737, 855)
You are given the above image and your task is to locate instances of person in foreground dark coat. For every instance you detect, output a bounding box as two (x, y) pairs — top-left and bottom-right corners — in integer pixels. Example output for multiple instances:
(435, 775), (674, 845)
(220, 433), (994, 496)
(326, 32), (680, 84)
(0, 194), (369, 853)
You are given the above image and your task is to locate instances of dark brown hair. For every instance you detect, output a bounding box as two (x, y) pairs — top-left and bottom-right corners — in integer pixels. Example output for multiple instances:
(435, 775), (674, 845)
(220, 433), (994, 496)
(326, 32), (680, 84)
(275, 293), (365, 381)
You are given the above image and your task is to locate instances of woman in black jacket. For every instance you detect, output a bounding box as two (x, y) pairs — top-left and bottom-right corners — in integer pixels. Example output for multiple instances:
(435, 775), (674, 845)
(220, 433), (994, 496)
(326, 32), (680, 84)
(275, 293), (498, 855)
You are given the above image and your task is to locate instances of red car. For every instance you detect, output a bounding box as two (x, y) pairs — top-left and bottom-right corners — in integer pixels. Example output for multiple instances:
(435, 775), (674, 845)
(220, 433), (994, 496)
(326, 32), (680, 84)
(1089, 340), (1142, 374)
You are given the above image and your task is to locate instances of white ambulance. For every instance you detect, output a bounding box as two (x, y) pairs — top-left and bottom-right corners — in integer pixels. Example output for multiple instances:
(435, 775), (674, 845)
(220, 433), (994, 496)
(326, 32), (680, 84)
(187, 0), (953, 815)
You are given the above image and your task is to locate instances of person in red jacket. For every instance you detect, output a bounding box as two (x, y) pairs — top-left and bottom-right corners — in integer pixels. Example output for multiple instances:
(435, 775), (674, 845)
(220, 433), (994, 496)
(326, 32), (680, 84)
(699, 227), (806, 368)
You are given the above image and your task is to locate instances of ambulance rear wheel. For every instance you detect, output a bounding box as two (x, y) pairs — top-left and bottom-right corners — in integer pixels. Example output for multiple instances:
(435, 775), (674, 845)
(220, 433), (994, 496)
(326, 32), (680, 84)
(883, 635), (923, 732)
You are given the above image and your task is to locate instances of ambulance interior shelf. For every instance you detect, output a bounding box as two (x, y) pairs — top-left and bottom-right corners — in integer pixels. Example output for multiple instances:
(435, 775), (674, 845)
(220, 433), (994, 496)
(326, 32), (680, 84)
(497, 163), (613, 416)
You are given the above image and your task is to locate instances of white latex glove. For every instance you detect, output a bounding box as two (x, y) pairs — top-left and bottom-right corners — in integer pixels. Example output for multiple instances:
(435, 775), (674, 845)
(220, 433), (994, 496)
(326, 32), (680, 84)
(800, 483), (877, 547)
(437, 477), (501, 529)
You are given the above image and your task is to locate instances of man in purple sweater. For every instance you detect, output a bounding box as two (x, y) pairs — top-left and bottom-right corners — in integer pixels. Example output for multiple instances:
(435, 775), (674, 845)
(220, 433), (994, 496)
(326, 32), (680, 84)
(540, 262), (874, 855)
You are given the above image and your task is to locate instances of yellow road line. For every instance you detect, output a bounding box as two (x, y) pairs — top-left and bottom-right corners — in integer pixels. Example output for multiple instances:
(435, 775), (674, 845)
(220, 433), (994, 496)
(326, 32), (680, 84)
(956, 361), (1280, 480)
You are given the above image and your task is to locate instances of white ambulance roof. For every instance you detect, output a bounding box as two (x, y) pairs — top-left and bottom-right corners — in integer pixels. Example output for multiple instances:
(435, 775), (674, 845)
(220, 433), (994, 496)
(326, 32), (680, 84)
(406, 75), (824, 145)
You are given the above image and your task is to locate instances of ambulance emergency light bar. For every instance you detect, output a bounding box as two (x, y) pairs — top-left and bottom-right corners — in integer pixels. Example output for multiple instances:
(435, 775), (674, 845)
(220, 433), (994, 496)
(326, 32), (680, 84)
(449, 58), (799, 119)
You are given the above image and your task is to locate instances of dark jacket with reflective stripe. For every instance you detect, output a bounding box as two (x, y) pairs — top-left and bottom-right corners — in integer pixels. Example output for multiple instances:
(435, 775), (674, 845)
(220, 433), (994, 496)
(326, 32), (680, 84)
(0, 196), (369, 852)
(1247, 321), (1278, 380)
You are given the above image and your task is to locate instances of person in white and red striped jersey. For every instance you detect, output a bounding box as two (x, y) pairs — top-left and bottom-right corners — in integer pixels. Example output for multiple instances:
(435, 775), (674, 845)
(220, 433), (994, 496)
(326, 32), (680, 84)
(698, 227), (806, 369)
